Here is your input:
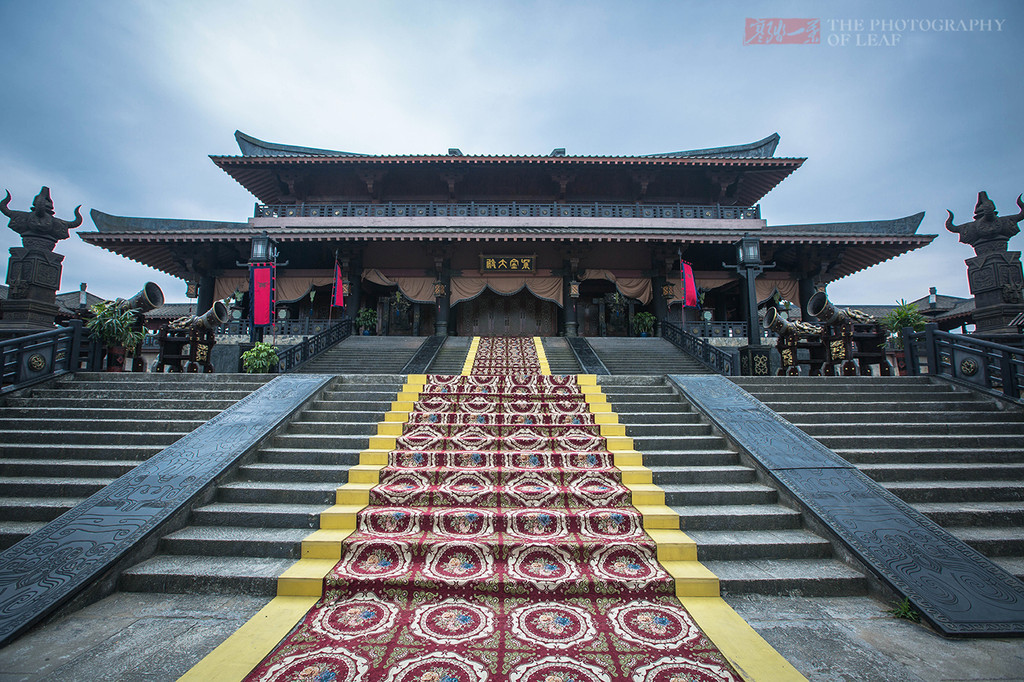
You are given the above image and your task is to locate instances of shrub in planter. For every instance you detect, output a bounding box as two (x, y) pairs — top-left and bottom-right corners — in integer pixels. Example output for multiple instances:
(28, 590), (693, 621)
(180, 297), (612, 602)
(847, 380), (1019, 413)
(86, 301), (146, 370)
(880, 300), (926, 349)
(355, 308), (378, 335)
(241, 342), (279, 373)
(633, 311), (656, 337)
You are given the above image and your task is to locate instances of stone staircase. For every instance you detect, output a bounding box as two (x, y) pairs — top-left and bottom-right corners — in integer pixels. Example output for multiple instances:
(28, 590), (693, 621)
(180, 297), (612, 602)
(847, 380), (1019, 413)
(600, 375), (869, 596)
(540, 337), (582, 374)
(733, 376), (1024, 580)
(587, 337), (709, 375)
(118, 375), (404, 595)
(0, 373), (270, 551)
(295, 336), (425, 374)
(425, 336), (471, 374)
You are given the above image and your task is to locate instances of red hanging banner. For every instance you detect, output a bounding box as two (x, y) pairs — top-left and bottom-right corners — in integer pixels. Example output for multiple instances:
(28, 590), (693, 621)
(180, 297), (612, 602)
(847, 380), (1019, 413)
(681, 261), (698, 307)
(332, 261), (345, 307)
(250, 263), (275, 326)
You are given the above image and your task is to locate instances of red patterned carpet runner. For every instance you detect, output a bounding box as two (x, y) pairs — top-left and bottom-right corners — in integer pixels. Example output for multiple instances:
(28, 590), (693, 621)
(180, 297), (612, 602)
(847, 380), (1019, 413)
(245, 338), (740, 682)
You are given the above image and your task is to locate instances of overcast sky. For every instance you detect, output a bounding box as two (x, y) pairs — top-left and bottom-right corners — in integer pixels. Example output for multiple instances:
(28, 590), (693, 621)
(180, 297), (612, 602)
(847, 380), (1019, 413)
(1, 0), (1021, 307)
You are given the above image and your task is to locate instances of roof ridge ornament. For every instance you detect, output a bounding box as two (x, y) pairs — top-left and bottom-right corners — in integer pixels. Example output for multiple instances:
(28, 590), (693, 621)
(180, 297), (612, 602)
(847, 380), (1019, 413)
(646, 132), (782, 159)
(233, 130), (368, 158)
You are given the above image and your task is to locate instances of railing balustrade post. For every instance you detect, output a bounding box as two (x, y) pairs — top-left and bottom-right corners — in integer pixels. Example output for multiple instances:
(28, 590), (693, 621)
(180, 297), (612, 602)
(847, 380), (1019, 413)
(922, 323), (938, 376)
(1000, 349), (1019, 399)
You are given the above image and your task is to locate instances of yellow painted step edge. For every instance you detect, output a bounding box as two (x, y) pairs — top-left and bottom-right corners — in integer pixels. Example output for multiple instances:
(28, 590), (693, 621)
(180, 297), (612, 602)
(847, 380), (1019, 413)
(461, 336), (480, 375)
(177, 595), (319, 682)
(533, 336), (551, 375)
(681, 597), (808, 682)
(585, 383), (804, 682)
(179, 378), (422, 682)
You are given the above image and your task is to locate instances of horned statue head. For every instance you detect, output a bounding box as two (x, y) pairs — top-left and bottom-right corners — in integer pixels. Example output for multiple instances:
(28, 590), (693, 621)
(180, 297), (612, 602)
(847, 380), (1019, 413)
(945, 191), (1024, 256)
(1, 186), (83, 248)
(31, 186), (56, 218)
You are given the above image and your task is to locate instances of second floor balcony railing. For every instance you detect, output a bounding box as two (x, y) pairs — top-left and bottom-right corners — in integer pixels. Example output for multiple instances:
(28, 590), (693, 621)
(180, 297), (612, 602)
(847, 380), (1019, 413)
(255, 201), (760, 221)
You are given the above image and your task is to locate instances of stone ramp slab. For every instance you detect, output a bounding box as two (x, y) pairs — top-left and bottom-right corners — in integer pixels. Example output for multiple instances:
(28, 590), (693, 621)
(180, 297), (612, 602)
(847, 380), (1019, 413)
(670, 374), (1024, 637)
(0, 373), (333, 647)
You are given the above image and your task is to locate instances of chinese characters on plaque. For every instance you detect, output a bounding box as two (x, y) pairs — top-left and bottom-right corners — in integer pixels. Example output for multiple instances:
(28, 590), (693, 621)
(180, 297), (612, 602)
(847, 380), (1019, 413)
(480, 255), (536, 273)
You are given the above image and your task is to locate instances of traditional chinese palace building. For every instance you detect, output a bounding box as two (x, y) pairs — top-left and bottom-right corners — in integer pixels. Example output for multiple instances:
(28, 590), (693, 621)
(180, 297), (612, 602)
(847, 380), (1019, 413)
(80, 131), (934, 337)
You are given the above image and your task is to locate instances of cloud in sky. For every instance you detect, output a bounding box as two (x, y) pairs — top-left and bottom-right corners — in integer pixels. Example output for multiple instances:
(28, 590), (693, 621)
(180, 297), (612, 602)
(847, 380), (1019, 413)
(0, 0), (1021, 307)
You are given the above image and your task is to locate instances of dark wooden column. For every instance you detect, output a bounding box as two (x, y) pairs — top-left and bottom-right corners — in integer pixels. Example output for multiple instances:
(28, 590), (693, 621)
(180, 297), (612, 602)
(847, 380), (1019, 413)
(196, 274), (215, 315)
(563, 261), (579, 337)
(434, 258), (451, 336)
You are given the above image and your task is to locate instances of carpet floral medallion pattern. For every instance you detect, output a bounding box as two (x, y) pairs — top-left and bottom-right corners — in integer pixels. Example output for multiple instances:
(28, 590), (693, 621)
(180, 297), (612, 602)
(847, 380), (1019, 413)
(244, 337), (740, 682)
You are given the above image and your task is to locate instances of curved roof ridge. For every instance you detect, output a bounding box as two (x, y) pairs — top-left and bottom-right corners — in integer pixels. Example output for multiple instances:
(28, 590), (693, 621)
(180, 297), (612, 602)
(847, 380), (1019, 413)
(767, 211), (927, 235)
(645, 133), (781, 159)
(234, 130), (369, 158)
(89, 209), (248, 233)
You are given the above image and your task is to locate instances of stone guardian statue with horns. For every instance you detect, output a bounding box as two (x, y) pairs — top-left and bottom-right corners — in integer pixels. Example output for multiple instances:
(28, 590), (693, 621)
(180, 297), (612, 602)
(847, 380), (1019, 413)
(0, 187), (83, 332)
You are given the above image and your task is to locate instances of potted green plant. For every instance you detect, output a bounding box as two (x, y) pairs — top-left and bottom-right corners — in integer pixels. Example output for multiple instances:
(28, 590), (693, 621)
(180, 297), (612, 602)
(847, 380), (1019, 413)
(241, 341), (279, 373)
(86, 301), (146, 371)
(880, 299), (927, 374)
(633, 311), (656, 337)
(355, 307), (378, 335)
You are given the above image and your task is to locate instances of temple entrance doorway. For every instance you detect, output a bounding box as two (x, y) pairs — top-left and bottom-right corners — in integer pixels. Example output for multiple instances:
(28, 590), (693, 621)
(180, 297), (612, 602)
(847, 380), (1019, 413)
(579, 279), (635, 337)
(456, 288), (557, 336)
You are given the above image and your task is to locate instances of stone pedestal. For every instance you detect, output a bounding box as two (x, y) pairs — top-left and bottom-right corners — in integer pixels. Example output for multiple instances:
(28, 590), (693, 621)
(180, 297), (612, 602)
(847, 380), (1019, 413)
(966, 250), (1024, 336)
(0, 246), (64, 331)
(739, 344), (772, 376)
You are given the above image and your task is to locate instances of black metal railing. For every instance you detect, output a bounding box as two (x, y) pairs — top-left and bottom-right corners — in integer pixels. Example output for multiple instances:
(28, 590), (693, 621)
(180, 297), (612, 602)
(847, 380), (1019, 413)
(215, 318), (337, 337)
(904, 323), (1023, 401)
(255, 201), (761, 221)
(0, 321), (99, 395)
(275, 319), (352, 373)
(662, 321), (738, 375)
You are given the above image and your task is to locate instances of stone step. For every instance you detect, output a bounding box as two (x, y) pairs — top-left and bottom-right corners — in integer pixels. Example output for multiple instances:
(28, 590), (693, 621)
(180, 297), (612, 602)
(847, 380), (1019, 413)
(271, 433), (381, 450)
(190, 502), (326, 529)
(688, 529), (834, 561)
(119, 554), (294, 596)
(670, 503), (803, 531)
(0, 477), (113, 498)
(0, 430), (184, 446)
(217, 480), (339, 505)
(0, 443), (163, 460)
(285, 421), (388, 436)
(159, 526), (309, 559)
(703, 558), (869, 597)
(258, 448), (362, 467)
(835, 448), (1024, 464)
(798, 421), (1024, 436)
(661, 483), (778, 507)
(622, 424), (713, 437)
(0, 497), (84, 521)
(651, 465), (756, 485)
(0, 520), (46, 551)
(299, 410), (390, 423)
(896, 501), (1024, 528)
(236, 462), (353, 483)
(755, 399), (997, 413)
(629, 435), (734, 451)
(732, 376), (935, 389)
(859, 462), (1024, 482)
(0, 459), (137, 478)
(816, 434), (1022, 449)
(777, 410), (1021, 425)
(882, 480), (1024, 504)
(641, 450), (742, 467)
(949, 527), (1024, 557)
(0, 418), (203, 433)
(2, 397), (242, 410)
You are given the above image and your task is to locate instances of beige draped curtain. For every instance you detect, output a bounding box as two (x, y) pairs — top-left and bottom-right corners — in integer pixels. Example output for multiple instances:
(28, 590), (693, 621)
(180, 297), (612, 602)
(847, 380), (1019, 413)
(362, 269), (436, 303)
(579, 270), (652, 305)
(450, 276), (563, 307)
(214, 275), (333, 303)
(665, 274), (799, 308)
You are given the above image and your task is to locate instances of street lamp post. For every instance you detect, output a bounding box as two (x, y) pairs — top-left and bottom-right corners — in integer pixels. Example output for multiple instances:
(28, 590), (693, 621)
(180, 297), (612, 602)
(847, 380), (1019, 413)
(724, 235), (774, 375)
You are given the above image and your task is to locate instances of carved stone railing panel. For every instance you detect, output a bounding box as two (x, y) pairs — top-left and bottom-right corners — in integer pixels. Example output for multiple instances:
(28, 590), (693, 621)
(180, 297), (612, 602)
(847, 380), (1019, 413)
(669, 374), (1024, 636)
(0, 373), (332, 646)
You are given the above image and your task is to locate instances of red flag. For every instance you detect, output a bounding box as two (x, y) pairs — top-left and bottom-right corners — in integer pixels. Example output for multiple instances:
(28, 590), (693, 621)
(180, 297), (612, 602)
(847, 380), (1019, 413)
(681, 261), (698, 307)
(332, 261), (345, 307)
(251, 263), (275, 326)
